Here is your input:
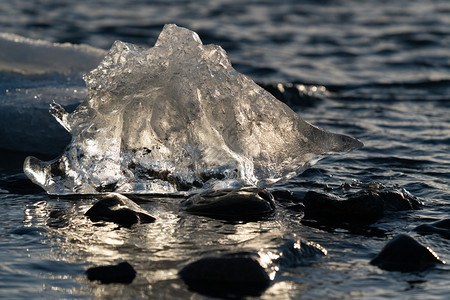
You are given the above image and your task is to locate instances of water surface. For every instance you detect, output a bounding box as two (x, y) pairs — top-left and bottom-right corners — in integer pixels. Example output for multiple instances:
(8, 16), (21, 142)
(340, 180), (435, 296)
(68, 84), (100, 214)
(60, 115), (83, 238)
(1, 1), (450, 299)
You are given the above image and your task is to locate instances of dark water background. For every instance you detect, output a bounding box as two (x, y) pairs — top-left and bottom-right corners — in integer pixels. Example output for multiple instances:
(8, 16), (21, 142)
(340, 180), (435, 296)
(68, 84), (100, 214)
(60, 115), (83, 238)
(1, 0), (449, 298)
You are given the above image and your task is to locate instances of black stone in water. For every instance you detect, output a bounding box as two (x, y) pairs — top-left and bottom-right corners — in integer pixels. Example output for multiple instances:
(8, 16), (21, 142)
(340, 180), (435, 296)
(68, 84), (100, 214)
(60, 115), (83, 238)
(85, 193), (155, 228)
(182, 187), (276, 221)
(414, 219), (450, 239)
(274, 239), (327, 268)
(86, 262), (136, 284)
(47, 209), (70, 228)
(370, 234), (445, 272)
(179, 253), (271, 298)
(302, 188), (422, 225)
(303, 190), (384, 224)
(271, 190), (303, 203)
(378, 189), (423, 210)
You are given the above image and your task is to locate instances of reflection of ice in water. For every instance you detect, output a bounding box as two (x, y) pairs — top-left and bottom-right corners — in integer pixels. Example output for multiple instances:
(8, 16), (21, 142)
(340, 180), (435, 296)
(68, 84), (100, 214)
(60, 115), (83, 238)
(31, 195), (294, 298)
(24, 24), (362, 195)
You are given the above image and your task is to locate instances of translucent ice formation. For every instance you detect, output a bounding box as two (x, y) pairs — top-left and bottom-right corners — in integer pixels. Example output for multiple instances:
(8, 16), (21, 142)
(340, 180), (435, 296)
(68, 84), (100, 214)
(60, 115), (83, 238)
(23, 24), (363, 195)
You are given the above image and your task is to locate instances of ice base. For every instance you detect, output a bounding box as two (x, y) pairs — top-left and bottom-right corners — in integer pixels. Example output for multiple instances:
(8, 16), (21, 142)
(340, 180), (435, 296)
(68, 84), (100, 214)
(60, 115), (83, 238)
(23, 24), (362, 195)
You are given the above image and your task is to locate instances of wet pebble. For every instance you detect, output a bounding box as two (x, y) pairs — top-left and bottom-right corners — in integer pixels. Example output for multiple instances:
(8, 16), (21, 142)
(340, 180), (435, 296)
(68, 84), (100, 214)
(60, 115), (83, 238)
(302, 188), (422, 225)
(182, 187), (276, 221)
(370, 234), (445, 272)
(85, 193), (155, 228)
(414, 219), (450, 239)
(179, 253), (271, 298)
(303, 190), (384, 224)
(179, 237), (326, 298)
(47, 209), (70, 228)
(86, 261), (136, 284)
(271, 190), (303, 203)
(266, 239), (327, 268)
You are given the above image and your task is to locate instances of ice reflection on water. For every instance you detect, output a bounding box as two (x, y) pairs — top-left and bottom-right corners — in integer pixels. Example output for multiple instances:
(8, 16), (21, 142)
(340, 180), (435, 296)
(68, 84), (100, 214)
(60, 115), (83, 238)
(3, 169), (449, 299)
(28, 195), (286, 298)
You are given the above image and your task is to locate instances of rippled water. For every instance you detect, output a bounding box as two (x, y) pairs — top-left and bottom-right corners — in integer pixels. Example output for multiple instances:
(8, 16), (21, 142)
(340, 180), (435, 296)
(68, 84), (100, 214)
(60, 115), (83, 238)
(1, 0), (450, 299)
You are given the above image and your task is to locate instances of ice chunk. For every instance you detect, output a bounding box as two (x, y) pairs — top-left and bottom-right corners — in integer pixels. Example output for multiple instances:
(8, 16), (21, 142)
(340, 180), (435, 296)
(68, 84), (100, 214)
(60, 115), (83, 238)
(23, 24), (363, 195)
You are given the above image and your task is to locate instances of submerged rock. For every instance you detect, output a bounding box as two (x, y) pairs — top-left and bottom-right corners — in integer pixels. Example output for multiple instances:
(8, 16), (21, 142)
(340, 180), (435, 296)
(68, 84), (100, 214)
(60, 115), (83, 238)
(263, 238), (327, 268)
(181, 187), (275, 221)
(414, 219), (450, 239)
(377, 189), (422, 211)
(86, 261), (136, 284)
(370, 234), (445, 272)
(179, 253), (270, 298)
(271, 190), (302, 202)
(303, 190), (385, 224)
(179, 236), (327, 298)
(302, 188), (422, 225)
(85, 193), (155, 228)
(47, 208), (70, 228)
(23, 24), (362, 195)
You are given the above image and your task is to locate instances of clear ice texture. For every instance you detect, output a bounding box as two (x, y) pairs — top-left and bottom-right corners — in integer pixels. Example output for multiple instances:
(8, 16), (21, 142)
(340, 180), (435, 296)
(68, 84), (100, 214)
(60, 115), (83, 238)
(23, 24), (363, 195)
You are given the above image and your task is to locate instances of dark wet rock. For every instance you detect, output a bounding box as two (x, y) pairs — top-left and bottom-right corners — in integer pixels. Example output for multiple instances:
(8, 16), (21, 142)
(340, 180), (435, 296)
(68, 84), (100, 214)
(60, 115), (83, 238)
(47, 209), (70, 228)
(182, 187), (276, 221)
(179, 253), (271, 298)
(270, 239), (327, 268)
(271, 190), (305, 212)
(414, 219), (450, 239)
(86, 261), (136, 284)
(300, 219), (387, 237)
(285, 203), (305, 212)
(302, 188), (422, 225)
(378, 189), (422, 210)
(85, 193), (155, 228)
(370, 234), (445, 272)
(271, 190), (302, 203)
(179, 236), (326, 298)
(303, 190), (384, 224)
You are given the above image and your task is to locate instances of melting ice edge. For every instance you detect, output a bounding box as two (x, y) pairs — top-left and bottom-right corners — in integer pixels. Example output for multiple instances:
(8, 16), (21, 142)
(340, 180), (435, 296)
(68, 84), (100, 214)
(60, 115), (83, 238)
(23, 24), (363, 195)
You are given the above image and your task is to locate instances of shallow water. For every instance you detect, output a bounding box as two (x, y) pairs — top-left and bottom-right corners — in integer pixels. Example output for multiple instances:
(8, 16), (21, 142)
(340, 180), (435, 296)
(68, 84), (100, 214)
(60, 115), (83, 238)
(1, 0), (450, 299)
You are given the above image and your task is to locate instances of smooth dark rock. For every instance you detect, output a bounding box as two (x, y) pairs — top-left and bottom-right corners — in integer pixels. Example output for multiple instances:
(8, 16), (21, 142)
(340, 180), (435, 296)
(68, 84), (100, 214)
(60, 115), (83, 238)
(303, 188), (422, 225)
(182, 187), (276, 221)
(179, 237), (326, 298)
(47, 209), (70, 228)
(370, 234), (445, 272)
(271, 190), (302, 203)
(286, 203), (305, 212)
(414, 219), (450, 239)
(271, 239), (327, 268)
(85, 193), (155, 228)
(300, 219), (387, 237)
(86, 262), (136, 284)
(179, 253), (271, 298)
(377, 189), (422, 210)
(303, 190), (384, 224)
